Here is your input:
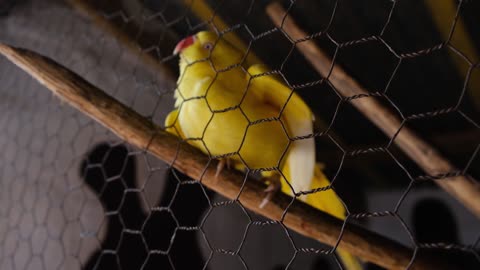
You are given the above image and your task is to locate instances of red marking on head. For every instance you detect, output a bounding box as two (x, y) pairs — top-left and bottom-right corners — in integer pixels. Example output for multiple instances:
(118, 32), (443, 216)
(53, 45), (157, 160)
(173, 35), (196, 55)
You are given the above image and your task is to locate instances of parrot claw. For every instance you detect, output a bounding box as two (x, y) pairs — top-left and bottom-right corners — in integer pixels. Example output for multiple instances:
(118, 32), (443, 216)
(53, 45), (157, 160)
(259, 174), (281, 209)
(215, 158), (232, 179)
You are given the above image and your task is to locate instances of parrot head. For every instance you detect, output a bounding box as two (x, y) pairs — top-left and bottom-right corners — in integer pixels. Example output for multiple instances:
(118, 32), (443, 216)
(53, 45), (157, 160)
(173, 31), (243, 70)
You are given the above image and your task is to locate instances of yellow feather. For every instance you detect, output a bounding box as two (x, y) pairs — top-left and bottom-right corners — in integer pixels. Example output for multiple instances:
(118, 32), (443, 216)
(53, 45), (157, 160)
(165, 109), (184, 138)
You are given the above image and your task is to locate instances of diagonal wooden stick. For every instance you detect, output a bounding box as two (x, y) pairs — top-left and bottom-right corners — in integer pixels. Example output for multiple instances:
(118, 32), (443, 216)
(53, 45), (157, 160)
(0, 44), (459, 270)
(266, 2), (480, 218)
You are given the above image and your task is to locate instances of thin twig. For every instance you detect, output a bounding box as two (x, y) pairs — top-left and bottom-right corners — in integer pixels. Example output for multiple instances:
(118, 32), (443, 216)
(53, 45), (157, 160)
(0, 44), (458, 270)
(266, 2), (480, 219)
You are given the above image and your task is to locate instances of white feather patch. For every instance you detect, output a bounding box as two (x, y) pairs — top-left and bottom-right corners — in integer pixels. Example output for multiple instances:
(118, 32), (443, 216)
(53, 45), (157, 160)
(287, 121), (315, 201)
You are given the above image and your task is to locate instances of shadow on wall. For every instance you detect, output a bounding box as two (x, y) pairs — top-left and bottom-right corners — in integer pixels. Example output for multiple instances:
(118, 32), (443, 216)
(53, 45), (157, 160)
(366, 197), (479, 270)
(80, 143), (211, 270)
(412, 198), (479, 269)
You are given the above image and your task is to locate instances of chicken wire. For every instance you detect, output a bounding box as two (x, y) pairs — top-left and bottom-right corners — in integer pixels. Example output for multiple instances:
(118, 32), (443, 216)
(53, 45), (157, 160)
(0, 0), (479, 270)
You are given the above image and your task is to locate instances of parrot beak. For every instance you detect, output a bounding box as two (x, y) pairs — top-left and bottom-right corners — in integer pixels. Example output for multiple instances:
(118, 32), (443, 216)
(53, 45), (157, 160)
(173, 35), (196, 55)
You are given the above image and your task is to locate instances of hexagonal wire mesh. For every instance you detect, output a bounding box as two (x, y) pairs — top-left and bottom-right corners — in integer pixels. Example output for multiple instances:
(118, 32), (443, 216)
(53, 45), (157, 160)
(0, 0), (479, 269)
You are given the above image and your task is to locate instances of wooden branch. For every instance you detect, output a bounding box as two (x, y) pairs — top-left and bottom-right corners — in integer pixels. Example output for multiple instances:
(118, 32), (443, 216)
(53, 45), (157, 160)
(0, 44), (460, 270)
(266, 2), (480, 218)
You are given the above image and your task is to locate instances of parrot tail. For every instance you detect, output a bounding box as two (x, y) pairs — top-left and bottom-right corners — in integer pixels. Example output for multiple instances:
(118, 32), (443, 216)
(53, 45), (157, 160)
(337, 248), (363, 270)
(302, 164), (363, 270)
(279, 163), (363, 270)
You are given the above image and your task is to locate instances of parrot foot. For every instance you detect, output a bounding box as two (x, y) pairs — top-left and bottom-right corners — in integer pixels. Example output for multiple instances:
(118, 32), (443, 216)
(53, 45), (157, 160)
(215, 158), (232, 179)
(259, 174), (281, 208)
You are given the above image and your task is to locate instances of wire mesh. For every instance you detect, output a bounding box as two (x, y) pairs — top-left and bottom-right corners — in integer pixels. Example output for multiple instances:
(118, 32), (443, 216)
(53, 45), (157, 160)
(0, 0), (479, 269)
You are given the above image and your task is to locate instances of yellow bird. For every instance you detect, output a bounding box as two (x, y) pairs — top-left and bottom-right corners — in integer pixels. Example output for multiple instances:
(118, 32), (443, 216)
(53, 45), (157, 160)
(165, 31), (362, 270)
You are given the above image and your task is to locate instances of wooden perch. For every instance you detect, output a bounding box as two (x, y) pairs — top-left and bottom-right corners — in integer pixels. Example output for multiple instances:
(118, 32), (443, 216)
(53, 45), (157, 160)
(0, 44), (461, 270)
(266, 2), (480, 218)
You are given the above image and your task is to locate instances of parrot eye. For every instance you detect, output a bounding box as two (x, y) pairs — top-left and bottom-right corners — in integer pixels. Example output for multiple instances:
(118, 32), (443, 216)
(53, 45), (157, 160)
(203, 42), (213, 51)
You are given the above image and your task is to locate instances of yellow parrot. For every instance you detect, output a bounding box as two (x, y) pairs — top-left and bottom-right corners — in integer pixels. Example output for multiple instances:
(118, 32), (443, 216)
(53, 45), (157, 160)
(165, 31), (362, 270)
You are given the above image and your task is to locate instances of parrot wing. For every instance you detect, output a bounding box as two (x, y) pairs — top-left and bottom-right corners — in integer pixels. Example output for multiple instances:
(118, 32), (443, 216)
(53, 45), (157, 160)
(164, 109), (186, 138)
(247, 64), (315, 195)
